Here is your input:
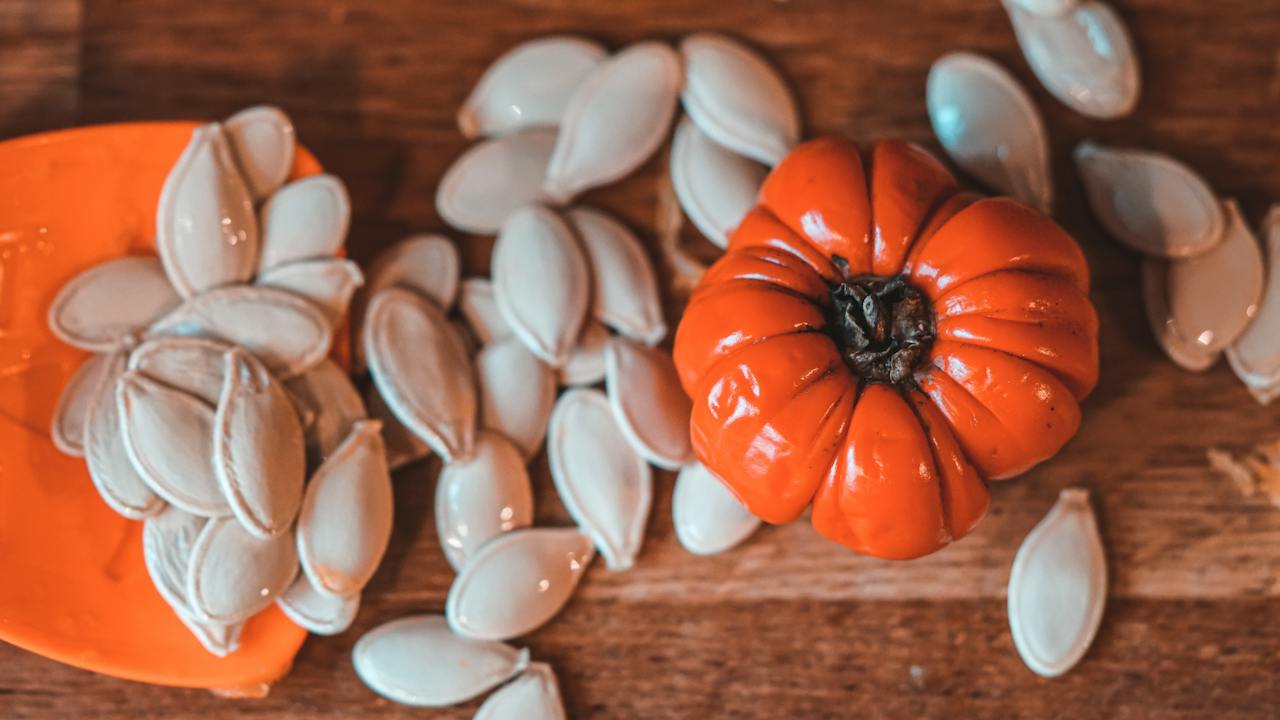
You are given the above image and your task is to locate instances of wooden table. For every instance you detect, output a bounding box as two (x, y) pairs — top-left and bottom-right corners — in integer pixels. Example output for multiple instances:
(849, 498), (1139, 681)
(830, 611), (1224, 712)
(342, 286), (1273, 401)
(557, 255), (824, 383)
(3, 0), (1280, 717)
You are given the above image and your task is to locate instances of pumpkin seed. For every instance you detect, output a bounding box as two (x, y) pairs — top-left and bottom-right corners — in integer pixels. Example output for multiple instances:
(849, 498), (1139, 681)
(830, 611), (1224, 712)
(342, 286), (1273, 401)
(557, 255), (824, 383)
(672, 462), (760, 556)
(141, 505), (207, 617)
(213, 349), (306, 539)
(679, 33), (799, 166)
(277, 573), (359, 636)
(365, 383), (430, 471)
(352, 234), (460, 373)
(458, 35), (607, 138)
(446, 527), (594, 640)
(547, 389), (652, 571)
(669, 116), (767, 248)
(1006, 0), (1077, 15)
(458, 277), (513, 345)
(492, 205), (590, 366)
(557, 319), (610, 387)
(156, 123), (259, 298)
(1166, 200), (1263, 355)
(256, 257), (364, 325)
(352, 615), (529, 707)
(1075, 142), (1224, 258)
(435, 431), (534, 571)
(451, 317), (478, 357)
(176, 610), (243, 658)
(185, 515), (298, 624)
(147, 284), (333, 379)
(473, 662), (566, 720)
(127, 336), (233, 404)
(1227, 206), (1280, 402)
(1008, 488), (1107, 677)
(567, 206), (667, 345)
(927, 53), (1052, 213)
(363, 287), (477, 462)
(284, 358), (367, 463)
(297, 420), (393, 598)
(1141, 259), (1220, 372)
(51, 352), (115, 456)
(543, 42), (682, 203)
(476, 338), (556, 459)
(47, 256), (181, 353)
(603, 337), (694, 470)
(223, 105), (295, 201)
(436, 130), (556, 234)
(116, 371), (230, 517)
(256, 174), (351, 273)
(83, 355), (166, 518)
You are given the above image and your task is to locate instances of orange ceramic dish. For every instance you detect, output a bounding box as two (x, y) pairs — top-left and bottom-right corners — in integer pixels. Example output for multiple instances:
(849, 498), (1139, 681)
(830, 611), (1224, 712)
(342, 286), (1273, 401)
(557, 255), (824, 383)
(0, 123), (320, 689)
(674, 138), (1099, 561)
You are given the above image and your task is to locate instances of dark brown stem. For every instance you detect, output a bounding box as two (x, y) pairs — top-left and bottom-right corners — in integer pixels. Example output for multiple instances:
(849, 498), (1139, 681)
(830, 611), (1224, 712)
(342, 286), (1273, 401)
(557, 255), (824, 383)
(829, 274), (935, 384)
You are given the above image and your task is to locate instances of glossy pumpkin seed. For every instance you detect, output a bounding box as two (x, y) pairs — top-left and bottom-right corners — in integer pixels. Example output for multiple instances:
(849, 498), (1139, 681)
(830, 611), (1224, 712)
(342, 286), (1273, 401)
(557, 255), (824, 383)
(142, 505), (207, 616)
(474, 662), (566, 720)
(213, 350), (306, 539)
(297, 420), (393, 598)
(927, 52), (1052, 213)
(177, 610), (243, 658)
(492, 205), (590, 366)
(156, 123), (259, 298)
(185, 515), (298, 624)
(1008, 0), (1078, 15)
(116, 371), (229, 517)
(1074, 142), (1224, 258)
(436, 130), (557, 234)
(365, 384), (430, 471)
(47, 256), (181, 353)
(459, 35), (607, 138)
(1141, 259), (1220, 372)
(558, 319), (610, 387)
(364, 287), (477, 462)
(446, 527), (594, 640)
(673, 462), (760, 556)
(285, 358), (367, 462)
(256, 174), (351, 273)
(543, 42), (682, 203)
(1227, 207), (1280, 402)
(51, 352), (115, 456)
(547, 389), (652, 570)
(670, 116), (767, 248)
(1008, 488), (1107, 677)
(679, 33), (799, 166)
(277, 573), (360, 636)
(256, 257), (364, 324)
(604, 337), (694, 470)
(567, 206), (666, 345)
(476, 338), (556, 459)
(127, 336), (233, 404)
(223, 105), (295, 201)
(1005, 0), (1140, 119)
(83, 355), (166, 518)
(458, 277), (513, 345)
(148, 284), (333, 379)
(352, 234), (460, 373)
(435, 430), (534, 571)
(353, 615), (529, 707)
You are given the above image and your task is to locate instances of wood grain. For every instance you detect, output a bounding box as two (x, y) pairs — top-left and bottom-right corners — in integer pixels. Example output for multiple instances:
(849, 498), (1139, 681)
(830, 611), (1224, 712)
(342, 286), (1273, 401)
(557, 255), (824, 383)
(4, 0), (1280, 717)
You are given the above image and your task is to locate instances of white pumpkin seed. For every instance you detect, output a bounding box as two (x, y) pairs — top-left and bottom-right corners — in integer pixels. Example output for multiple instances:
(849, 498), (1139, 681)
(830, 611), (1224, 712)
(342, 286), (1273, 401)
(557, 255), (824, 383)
(435, 431), (534, 572)
(142, 505), (207, 616)
(927, 53), (1052, 213)
(1141, 259), (1220, 372)
(277, 573), (359, 636)
(51, 352), (115, 456)
(352, 615), (529, 707)
(567, 206), (666, 345)
(476, 339), (556, 459)
(364, 287), (477, 462)
(669, 116), (767, 248)
(446, 527), (594, 640)
(557, 319), (609, 387)
(116, 371), (229, 517)
(213, 349), (306, 539)
(185, 515), (298, 624)
(176, 610), (243, 658)
(458, 35), (607, 138)
(352, 234), (460, 373)
(256, 174), (351, 273)
(1007, 0), (1078, 16)
(1227, 206), (1280, 402)
(655, 172), (708, 295)
(365, 383), (430, 471)
(1074, 142), (1224, 258)
(679, 33), (799, 167)
(492, 205), (590, 366)
(148, 284), (333, 379)
(474, 662), (566, 720)
(673, 462), (760, 556)
(223, 105), (295, 201)
(1008, 488), (1107, 677)
(458, 277), (513, 345)
(255, 257), (363, 325)
(47, 256), (181, 353)
(284, 358), (367, 463)
(436, 130), (557, 234)
(543, 42), (682, 203)
(547, 389), (652, 571)
(156, 123), (259, 298)
(83, 355), (166, 518)
(297, 420), (393, 598)
(127, 336), (233, 404)
(1005, 0), (1140, 119)
(603, 338), (694, 470)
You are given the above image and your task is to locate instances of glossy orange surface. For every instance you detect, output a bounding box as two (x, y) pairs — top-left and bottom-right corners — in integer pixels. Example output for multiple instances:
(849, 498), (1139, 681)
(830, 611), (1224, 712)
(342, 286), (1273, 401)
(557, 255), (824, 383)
(674, 138), (1099, 560)
(0, 122), (319, 688)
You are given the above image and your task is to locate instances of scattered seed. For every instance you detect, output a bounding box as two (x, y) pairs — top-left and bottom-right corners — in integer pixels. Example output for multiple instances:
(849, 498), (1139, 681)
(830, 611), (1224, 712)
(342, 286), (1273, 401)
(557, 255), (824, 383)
(669, 116), (767, 248)
(185, 515), (298, 624)
(473, 662), (567, 720)
(256, 174), (351, 273)
(476, 338), (556, 459)
(82, 355), (166, 519)
(458, 277), (513, 345)
(51, 352), (115, 456)
(223, 105), (295, 201)
(672, 462), (760, 556)
(364, 383), (431, 471)
(256, 257), (364, 325)
(603, 337), (694, 470)
(1227, 206), (1280, 402)
(436, 130), (557, 234)
(352, 234), (460, 373)
(277, 573), (360, 636)
(141, 505), (207, 617)
(557, 319), (610, 387)
(284, 358), (367, 463)
(567, 205), (667, 345)
(47, 256), (181, 353)
(127, 336), (233, 404)
(435, 431), (534, 571)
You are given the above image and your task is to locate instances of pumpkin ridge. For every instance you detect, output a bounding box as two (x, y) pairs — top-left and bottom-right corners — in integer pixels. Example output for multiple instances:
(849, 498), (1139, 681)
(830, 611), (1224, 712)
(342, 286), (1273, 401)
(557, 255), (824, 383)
(936, 316), (1097, 400)
(891, 185), (961, 276)
(917, 358), (1029, 471)
(900, 384), (957, 539)
(729, 207), (842, 283)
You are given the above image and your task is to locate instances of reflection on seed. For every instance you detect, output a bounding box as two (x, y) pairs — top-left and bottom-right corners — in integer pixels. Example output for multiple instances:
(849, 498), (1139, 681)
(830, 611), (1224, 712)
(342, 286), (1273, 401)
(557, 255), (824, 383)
(185, 515), (297, 625)
(435, 431), (534, 571)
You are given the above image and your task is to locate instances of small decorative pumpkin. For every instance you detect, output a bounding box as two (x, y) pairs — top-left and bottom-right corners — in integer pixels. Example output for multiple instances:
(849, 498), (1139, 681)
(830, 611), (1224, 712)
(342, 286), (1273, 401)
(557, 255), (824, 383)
(674, 138), (1098, 560)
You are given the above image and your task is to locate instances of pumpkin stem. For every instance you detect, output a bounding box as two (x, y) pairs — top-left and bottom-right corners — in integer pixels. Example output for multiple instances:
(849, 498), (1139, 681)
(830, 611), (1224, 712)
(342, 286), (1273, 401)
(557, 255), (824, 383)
(829, 274), (935, 384)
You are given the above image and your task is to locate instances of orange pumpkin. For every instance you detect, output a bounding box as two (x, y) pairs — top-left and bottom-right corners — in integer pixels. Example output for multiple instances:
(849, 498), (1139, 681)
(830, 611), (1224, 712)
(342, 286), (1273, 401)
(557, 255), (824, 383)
(674, 137), (1098, 560)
